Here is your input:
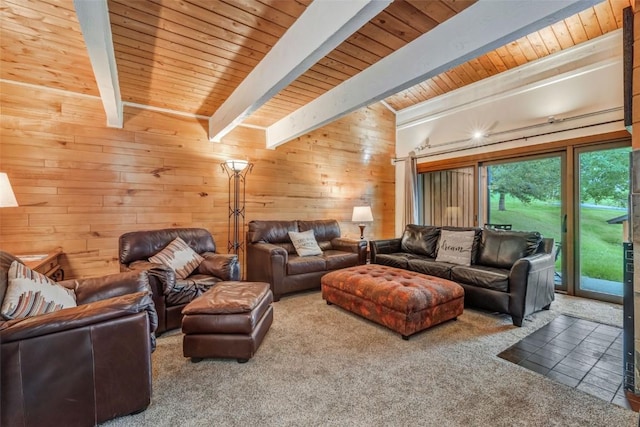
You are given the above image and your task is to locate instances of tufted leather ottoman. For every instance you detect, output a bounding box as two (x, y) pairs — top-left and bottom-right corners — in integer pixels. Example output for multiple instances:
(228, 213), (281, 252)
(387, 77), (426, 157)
(321, 265), (464, 339)
(182, 281), (273, 363)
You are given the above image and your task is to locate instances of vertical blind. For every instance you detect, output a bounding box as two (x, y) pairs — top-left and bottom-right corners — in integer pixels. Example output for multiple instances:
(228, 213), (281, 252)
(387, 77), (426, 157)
(420, 167), (475, 227)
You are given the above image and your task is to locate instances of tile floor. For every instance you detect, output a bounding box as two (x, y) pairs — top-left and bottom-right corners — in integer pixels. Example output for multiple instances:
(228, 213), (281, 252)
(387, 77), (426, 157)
(498, 314), (629, 409)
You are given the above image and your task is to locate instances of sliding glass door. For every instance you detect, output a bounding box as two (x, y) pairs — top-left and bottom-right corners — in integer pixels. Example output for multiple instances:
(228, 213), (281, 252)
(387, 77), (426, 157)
(575, 144), (630, 302)
(418, 138), (631, 304)
(481, 155), (565, 291)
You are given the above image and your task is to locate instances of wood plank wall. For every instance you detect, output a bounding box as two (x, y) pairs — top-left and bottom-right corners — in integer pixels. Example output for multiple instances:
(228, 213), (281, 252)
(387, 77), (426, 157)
(0, 81), (395, 279)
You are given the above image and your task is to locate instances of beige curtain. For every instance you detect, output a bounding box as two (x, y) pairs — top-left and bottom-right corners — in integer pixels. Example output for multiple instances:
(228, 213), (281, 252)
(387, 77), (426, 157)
(403, 151), (418, 229)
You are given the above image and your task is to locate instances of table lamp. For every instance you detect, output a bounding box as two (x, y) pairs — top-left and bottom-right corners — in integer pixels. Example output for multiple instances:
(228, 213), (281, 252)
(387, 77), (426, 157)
(352, 206), (373, 240)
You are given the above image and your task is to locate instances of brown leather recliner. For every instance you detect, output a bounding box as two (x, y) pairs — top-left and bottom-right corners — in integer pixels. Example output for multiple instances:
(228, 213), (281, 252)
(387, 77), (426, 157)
(246, 219), (367, 301)
(0, 251), (158, 427)
(119, 227), (240, 334)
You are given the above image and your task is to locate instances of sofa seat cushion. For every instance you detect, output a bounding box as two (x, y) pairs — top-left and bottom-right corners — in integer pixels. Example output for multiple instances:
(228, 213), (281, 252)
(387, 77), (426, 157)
(375, 252), (424, 269)
(323, 250), (359, 270)
(450, 265), (509, 292)
(407, 258), (453, 279)
(287, 255), (326, 275)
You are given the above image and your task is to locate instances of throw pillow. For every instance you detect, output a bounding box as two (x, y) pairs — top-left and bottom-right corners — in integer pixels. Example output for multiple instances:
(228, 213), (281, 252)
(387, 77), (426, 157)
(288, 229), (323, 257)
(1, 260), (77, 320)
(435, 230), (476, 266)
(149, 237), (204, 279)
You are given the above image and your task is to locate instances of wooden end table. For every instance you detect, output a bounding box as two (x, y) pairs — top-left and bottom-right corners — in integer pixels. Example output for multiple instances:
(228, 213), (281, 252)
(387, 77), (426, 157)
(17, 247), (64, 281)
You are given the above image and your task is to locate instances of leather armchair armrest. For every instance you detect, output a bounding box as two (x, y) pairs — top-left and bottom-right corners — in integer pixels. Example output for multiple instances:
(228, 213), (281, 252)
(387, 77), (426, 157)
(67, 270), (152, 305)
(331, 237), (366, 253)
(246, 243), (288, 298)
(0, 291), (157, 345)
(125, 260), (176, 296)
(249, 242), (288, 261)
(508, 252), (556, 321)
(370, 238), (402, 263)
(198, 253), (240, 281)
(332, 237), (368, 264)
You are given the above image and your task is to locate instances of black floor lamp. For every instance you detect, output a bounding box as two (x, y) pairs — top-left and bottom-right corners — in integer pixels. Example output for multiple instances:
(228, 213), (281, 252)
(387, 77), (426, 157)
(221, 160), (253, 267)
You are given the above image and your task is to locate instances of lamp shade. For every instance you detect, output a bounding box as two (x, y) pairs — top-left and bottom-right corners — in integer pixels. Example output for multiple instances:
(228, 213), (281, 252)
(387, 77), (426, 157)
(0, 173), (18, 207)
(225, 159), (249, 172)
(352, 206), (373, 223)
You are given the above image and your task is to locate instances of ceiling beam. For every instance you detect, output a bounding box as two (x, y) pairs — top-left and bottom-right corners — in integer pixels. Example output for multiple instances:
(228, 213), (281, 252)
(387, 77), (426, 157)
(74, 0), (123, 128)
(265, 0), (601, 149)
(208, 0), (391, 143)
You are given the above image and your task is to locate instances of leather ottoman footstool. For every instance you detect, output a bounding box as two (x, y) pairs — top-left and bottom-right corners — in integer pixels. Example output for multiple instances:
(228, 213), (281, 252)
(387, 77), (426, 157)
(321, 265), (464, 340)
(182, 281), (273, 363)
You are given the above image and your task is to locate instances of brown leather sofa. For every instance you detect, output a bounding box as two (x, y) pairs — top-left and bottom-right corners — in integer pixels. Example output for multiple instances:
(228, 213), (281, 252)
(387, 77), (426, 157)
(371, 225), (556, 326)
(246, 219), (367, 301)
(119, 227), (240, 334)
(0, 251), (158, 427)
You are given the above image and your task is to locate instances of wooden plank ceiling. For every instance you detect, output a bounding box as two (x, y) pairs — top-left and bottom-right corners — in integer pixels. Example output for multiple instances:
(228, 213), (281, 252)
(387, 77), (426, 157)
(0, 0), (631, 131)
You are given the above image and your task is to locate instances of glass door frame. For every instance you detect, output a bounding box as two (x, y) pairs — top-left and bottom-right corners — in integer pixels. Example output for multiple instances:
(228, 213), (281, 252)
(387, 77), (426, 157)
(479, 152), (568, 292)
(572, 141), (629, 305)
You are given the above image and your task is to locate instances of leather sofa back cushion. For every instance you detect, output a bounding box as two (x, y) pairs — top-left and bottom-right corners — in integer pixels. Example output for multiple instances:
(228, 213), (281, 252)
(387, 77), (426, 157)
(298, 220), (340, 242)
(400, 224), (440, 257)
(478, 229), (542, 269)
(120, 228), (216, 264)
(248, 220), (298, 244)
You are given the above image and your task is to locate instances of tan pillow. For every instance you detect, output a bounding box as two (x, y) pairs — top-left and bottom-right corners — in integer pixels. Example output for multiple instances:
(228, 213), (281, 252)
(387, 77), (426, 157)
(435, 230), (475, 266)
(288, 229), (322, 257)
(1, 261), (77, 320)
(149, 237), (204, 279)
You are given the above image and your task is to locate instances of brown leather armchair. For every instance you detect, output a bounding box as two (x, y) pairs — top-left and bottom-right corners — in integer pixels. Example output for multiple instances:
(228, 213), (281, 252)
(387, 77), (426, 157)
(119, 227), (240, 334)
(246, 219), (367, 301)
(0, 251), (158, 427)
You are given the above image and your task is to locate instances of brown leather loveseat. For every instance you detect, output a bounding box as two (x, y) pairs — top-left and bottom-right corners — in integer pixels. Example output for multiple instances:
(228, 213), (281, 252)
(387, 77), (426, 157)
(246, 219), (367, 301)
(0, 251), (157, 427)
(119, 227), (240, 334)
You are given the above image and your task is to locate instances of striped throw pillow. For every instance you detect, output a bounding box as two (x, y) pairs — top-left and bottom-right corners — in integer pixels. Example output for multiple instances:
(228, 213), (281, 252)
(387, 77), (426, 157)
(148, 237), (204, 279)
(1, 261), (77, 320)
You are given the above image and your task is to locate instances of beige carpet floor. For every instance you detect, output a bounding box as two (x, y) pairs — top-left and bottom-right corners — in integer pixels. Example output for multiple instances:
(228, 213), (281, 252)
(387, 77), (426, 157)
(104, 292), (638, 427)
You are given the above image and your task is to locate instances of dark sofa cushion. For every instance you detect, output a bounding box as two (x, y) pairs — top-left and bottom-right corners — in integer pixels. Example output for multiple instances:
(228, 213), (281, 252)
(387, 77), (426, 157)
(287, 255), (326, 275)
(451, 265), (509, 292)
(407, 258), (453, 279)
(478, 229), (542, 269)
(323, 250), (359, 270)
(400, 224), (440, 257)
(248, 220), (298, 244)
(374, 252), (424, 269)
(298, 220), (341, 242)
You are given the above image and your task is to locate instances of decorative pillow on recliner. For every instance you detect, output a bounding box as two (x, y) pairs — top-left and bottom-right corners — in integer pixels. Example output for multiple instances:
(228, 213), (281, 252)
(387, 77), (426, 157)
(435, 230), (475, 266)
(1, 261), (77, 320)
(149, 237), (204, 279)
(288, 229), (323, 257)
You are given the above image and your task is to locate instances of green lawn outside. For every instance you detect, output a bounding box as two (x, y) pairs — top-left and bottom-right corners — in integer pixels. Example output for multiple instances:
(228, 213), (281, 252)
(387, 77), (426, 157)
(488, 196), (624, 282)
